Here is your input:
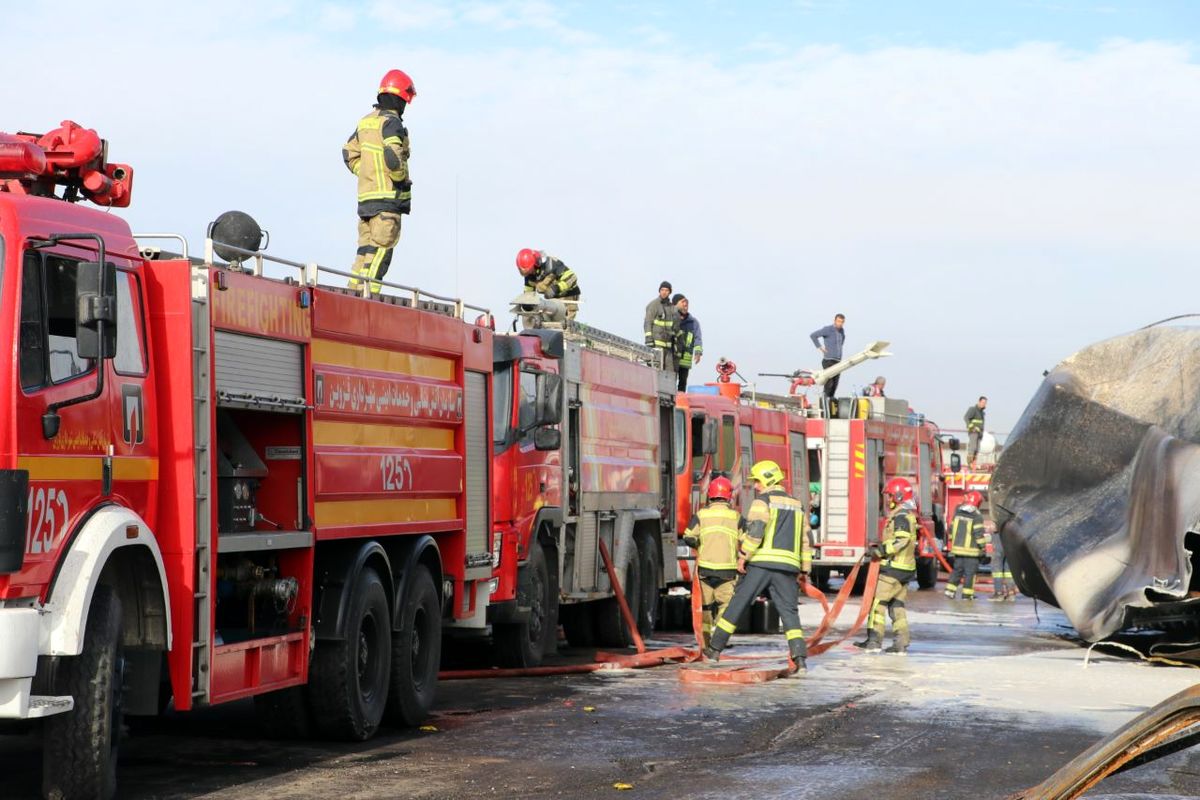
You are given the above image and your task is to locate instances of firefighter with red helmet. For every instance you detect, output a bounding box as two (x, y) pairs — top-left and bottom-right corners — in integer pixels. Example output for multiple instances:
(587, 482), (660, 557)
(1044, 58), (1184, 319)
(858, 477), (919, 654)
(516, 248), (581, 319)
(945, 490), (986, 601)
(344, 69), (416, 294)
(682, 476), (744, 647)
(705, 460), (811, 675)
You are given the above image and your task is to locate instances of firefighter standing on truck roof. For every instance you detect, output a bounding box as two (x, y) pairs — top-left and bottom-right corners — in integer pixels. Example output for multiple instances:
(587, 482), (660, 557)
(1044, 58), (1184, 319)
(674, 294), (702, 392)
(964, 396), (987, 464)
(682, 476), (743, 648)
(344, 69), (415, 295)
(516, 248), (581, 319)
(704, 460), (811, 676)
(858, 477), (918, 654)
(945, 491), (986, 601)
(644, 281), (680, 372)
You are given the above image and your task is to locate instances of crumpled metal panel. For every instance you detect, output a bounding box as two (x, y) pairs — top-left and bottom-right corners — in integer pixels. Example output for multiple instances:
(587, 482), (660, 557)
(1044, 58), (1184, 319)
(991, 326), (1200, 642)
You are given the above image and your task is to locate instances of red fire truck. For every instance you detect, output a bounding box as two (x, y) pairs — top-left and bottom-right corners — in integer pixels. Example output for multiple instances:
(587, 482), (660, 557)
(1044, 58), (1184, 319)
(486, 312), (679, 667)
(0, 123), (495, 798)
(806, 396), (945, 589)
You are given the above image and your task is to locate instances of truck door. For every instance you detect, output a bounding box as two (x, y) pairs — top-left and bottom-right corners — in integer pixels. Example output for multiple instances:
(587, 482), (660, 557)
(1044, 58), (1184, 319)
(865, 437), (885, 544)
(737, 422), (754, 510)
(108, 269), (156, 515)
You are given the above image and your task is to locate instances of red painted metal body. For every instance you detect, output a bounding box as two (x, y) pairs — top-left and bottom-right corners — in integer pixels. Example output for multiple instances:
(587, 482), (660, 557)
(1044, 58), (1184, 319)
(0, 189), (490, 713)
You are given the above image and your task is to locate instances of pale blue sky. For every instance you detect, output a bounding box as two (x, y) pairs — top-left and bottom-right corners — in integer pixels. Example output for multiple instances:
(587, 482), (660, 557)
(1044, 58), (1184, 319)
(4, 1), (1198, 432)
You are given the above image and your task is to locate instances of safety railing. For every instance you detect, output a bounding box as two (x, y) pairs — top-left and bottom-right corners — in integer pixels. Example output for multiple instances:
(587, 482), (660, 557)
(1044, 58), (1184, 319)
(167, 236), (492, 323)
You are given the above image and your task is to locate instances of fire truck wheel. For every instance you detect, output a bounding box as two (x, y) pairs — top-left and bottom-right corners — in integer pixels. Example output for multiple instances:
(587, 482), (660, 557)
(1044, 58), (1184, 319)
(561, 602), (596, 647)
(634, 532), (661, 639)
(43, 584), (124, 800)
(309, 567), (392, 740)
(595, 544), (642, 648)
(253, 687), (312, 739)
(494, 544), (556, 668)
(385, 564), (440, 727)
(916, 556), (939, 590)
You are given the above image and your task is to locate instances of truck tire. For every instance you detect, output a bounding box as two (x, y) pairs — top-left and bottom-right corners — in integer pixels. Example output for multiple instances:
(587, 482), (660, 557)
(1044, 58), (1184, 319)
(916, 556), (939, 590)
(309, 567), (391, 740)
(560, 602), (596, 648)
(494, 545), (550, 668)
(43, 584), (124, 800)
(385, 564), (440, 727)
(595, 545), (641, 648)
(254, 687), (312, 739)
(634, 532), (661, 639)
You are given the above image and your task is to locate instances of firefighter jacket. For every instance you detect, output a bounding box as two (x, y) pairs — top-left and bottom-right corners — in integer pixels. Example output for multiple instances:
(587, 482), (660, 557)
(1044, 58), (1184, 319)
(964, 404), (985, 434)
(682, 501), (744, 577)
(343, 108), (411, 218)
(677, 313), (703, 369)
(524, 255), (580, 299)
(950, 507), (985, 557)
(644, 297), (680, 350)
(741, 487), (811, 574)
(879, 509), (918, 579)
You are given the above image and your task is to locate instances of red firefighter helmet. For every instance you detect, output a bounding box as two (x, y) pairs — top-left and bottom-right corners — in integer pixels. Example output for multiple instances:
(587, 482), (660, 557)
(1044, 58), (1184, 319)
(379, 69), (417, 102)
(707, 476), (733, 503)
(964, 490), (984, 509)
(516, 248), (541, 276)
(885, 477), (915, 509)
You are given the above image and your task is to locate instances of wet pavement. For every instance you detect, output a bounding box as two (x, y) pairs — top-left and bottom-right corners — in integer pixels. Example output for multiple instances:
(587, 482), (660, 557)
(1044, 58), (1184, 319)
(5, 585), (1200, 799)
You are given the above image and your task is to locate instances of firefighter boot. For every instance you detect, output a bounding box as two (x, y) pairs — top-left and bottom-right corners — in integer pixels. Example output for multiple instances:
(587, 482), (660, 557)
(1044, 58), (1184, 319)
(787, 638), (808, 676)
(885, 641), (909, 655)
(704, 627), (730, 662)
(854, 631), (882, 654)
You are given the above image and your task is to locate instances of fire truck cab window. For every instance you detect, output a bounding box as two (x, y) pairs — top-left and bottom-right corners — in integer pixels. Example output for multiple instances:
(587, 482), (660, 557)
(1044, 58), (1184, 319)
(114, 271), (147, 376)
(517, 370), (538, 438)
(20, 251), (94, 390)
(720, 416), (735, 472)
(493, 363), (514, 447)
(674, 409), (687, 474)
(739, 424), (754, 479)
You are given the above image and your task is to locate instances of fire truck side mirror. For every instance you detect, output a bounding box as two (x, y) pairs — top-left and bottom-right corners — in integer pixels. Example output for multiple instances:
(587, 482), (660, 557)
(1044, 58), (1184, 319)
(701, 419), (719, 455)
(75, 260), (117, 361)
(533, 428), (561, 452)
(950, 453), (961, 473)
(947, 436), (960, 452)
(534, 373), (563, 426)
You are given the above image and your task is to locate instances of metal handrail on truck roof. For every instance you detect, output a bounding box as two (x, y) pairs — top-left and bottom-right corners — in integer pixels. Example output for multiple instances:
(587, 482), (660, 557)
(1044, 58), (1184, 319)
(134, 233), (491, 323)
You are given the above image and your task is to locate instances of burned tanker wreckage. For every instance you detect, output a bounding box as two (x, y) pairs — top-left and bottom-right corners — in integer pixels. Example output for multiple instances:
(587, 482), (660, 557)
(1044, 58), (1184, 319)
(991, 325), (1200, 645)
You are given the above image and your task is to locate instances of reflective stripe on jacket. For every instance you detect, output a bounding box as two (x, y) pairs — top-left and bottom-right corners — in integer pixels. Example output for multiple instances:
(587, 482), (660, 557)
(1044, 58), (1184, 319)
(644, 297), (679, 348)
(524, 255), (580, 299)
(881, 510), (918, 574)
(964, 405), (985, 433)
(677, 313), (703, 368)
(343, 108), (411, 217)
(742, 488), (810, 573)
(682, 503), (743, 572)
(950, 509), (985, 557)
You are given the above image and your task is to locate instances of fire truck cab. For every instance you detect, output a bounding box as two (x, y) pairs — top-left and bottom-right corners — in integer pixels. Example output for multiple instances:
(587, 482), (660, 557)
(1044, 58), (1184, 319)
(0, 123), (494, 799)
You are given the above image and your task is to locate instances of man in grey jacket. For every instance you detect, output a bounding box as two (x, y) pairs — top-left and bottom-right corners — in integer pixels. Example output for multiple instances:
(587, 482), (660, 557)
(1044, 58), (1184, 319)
(644, 281), (680, 371)
(810, 314), (846, 401)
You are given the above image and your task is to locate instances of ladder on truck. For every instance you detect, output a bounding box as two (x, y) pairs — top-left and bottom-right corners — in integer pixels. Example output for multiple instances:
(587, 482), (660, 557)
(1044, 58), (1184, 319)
(190, 266), (213, 704)
(564, 320), (659, 366)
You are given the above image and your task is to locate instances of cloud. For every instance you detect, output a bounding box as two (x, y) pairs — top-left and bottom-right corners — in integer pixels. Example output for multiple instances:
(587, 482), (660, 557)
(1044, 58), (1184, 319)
(2, 3), (1197, 430)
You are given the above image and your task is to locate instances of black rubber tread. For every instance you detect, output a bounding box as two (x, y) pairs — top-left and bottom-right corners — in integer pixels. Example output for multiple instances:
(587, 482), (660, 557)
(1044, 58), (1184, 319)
(560, 602), (596, 648)
(308, 568), (391, 741)
(595, 543), (641, 648)
(494, 545), (549, 668)
(43, 584), (123, 800)
(253, 686), (313, 739)
(385, 565), (441, 727)
(633, 532), (661, 639)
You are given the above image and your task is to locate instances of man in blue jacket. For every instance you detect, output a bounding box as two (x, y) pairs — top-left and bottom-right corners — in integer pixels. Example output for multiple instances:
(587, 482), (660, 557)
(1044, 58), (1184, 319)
(674, 294), (702, 392)
(810, 314), (846, 402)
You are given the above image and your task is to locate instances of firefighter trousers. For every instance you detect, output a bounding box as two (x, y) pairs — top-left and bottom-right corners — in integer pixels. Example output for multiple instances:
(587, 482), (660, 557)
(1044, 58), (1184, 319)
(350, 212), (402, 294)
(710, 565), (806, 662)
(869, 573), (910, 647)
(992, 536), (1012, 596)
(946, 556), (980, 599)
(698, 574), (736, 647)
